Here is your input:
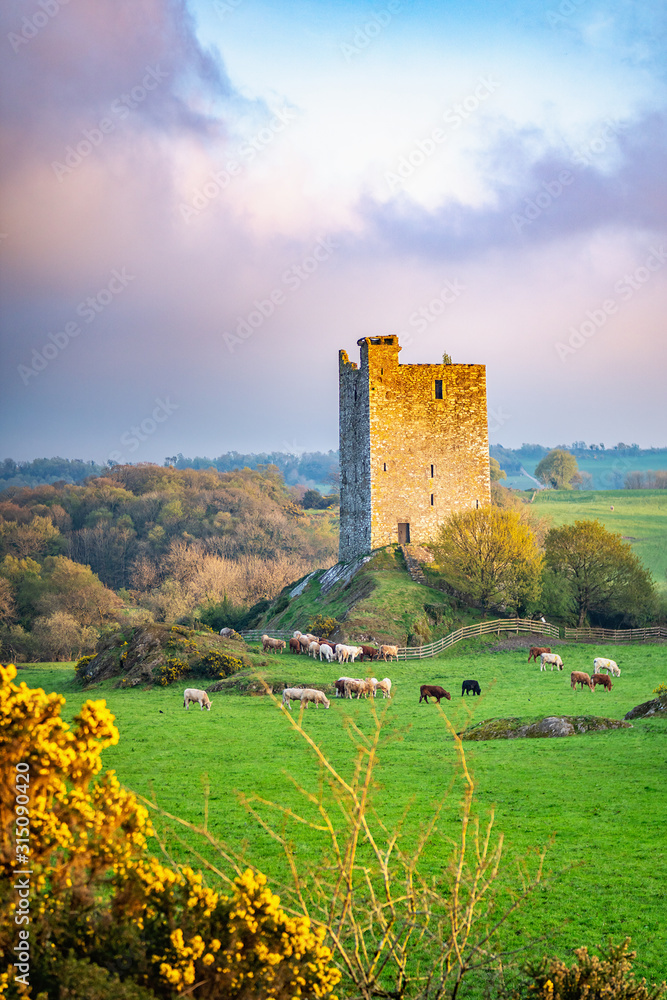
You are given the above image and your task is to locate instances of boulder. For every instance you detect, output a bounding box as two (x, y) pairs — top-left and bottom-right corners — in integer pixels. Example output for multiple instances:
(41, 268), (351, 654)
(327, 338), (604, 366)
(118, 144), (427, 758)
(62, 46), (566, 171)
(461, 714), (631, 741)
(624, 692), (667, 720)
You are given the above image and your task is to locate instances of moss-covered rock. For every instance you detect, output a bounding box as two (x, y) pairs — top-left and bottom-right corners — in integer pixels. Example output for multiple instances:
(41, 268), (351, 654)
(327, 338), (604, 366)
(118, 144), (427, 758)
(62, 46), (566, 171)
(461, 715), (632, 741)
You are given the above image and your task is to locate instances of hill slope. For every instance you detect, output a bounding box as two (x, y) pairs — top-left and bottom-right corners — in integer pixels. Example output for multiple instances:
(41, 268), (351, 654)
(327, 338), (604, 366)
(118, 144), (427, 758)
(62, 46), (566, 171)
(258, 546), (482, 646)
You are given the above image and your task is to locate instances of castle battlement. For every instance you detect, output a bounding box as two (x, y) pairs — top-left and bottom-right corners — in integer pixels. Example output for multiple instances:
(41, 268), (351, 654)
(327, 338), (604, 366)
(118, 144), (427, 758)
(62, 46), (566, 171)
(339, 338), (490, 561)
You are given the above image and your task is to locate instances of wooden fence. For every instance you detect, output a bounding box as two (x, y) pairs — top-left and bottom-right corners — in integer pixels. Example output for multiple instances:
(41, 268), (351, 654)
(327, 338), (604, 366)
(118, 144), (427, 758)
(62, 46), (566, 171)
(562, 625), (667, 643)
(394, 618), (559, 660)
(240, 620), (666, 659)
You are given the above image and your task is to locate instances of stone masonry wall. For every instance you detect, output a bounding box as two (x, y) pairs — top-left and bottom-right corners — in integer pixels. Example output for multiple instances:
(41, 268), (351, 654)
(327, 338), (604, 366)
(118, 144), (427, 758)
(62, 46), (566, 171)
(339, 336), (490, 561)
(339, 348), (371, 562)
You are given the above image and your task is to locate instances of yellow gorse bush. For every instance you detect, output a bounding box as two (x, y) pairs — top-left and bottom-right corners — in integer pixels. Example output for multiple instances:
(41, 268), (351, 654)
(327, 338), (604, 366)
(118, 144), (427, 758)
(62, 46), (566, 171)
(0, 664), (340, 999)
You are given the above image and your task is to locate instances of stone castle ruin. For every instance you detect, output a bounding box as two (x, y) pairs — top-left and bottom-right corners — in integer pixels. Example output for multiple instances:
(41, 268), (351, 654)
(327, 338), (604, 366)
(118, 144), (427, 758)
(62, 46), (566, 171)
(339, 336), (490, 562)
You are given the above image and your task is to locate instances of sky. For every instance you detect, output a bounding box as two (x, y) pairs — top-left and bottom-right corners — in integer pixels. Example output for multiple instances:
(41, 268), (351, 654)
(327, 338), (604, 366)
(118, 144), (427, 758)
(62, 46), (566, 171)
(1, 0), (666, 465)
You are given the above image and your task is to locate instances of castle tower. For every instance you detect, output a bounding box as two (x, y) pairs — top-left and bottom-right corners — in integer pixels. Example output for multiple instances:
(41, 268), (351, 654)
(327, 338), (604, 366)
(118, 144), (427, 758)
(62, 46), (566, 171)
(339, 336), (490, 562)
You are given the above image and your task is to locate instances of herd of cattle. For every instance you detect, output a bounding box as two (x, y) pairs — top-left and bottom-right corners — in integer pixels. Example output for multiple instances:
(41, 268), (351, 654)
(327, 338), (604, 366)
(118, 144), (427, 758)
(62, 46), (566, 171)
(182, 636), (624, 711)
(528, 645), (621, 692)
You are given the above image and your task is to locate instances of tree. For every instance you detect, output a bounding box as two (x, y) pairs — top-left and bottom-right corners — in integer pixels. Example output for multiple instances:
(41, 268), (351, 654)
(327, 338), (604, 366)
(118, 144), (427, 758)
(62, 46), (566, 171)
(535, 449), (579, 489)
(489, 456), (507, 482)
(544, 519), (656, 627)
(433, 507), (543, 613)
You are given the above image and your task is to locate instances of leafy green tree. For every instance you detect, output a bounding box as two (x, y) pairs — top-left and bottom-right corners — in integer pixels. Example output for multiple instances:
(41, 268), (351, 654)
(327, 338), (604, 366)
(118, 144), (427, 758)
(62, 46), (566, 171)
(544, 519), (656, 627)
(433, 507), (543, 613)
(535, 448), (579, 489)
(489, 456), (507, 482)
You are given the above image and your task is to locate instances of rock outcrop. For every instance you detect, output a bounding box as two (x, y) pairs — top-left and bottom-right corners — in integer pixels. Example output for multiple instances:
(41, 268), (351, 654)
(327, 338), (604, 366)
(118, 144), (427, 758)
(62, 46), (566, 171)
(461, 715), (632, 741)
(624, 692), (667, 720)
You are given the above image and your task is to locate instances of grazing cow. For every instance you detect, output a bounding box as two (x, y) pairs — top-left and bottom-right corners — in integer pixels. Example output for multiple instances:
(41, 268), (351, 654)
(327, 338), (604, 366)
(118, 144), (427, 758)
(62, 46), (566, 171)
(345, 678), (374, 699)
(528, 646), (551, 662)
(376, 677), (392, 698)
(299, 636), (311, 654)
(334, 676), (355, 697)
(593, 657), (620, 677)
(289, 637), (301, 654)
(571, 671), (594, 692)
(299, 688), (331, 709)
(359, 645), (379, 661)
(184, 688), (211, 711)
(293, 630), (303, 639)
(348, 646), (363, 663)
(281, 687), (305, 710)
(319, 643), (335, 662)
(419, 685), (451, 704)
(337, 644), (351, 664)
(592, 673), (613, 692)
(343, 678), (363, 699)
(380, 644), (399, 662)
(540, 653), (563, 672)
(263, 636), (286, 654)
(308, 641), (321, 659)
(461, 679), (481, 696)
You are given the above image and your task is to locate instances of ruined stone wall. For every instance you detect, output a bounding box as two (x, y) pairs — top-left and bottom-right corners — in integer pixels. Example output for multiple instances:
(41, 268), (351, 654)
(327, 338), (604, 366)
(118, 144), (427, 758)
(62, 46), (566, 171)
(339, 336), (490, 561)
(338, 348), (371, 562)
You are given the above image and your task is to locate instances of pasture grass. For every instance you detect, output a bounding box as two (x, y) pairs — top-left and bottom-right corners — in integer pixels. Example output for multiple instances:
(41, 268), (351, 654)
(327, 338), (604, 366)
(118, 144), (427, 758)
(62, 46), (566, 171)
(533, 489), (667, 591)
(19, 639), (667, 989)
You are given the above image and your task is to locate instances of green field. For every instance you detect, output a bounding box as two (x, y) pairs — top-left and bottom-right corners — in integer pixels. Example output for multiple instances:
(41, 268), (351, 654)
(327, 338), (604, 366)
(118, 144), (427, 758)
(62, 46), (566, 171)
(501, 450), (667, 491)
(533, 489), (667, 592)
(22, 637), (667, 991)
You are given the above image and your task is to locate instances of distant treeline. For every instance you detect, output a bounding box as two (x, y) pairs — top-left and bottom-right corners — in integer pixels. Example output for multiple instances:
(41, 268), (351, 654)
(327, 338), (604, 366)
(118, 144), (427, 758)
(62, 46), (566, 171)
(0, 457), (104, 488)
(165, 451), (339, 486)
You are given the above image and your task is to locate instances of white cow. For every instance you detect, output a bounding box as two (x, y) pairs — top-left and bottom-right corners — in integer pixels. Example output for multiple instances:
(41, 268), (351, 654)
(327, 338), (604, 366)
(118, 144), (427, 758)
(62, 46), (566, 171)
(299, 688), (331, 709)
(539, 653), (563, 671)
(593, 657), (620, 677)
(319, 644), (335, 662)
(184, 688), (211, 711)
(376, 678), (392, 698)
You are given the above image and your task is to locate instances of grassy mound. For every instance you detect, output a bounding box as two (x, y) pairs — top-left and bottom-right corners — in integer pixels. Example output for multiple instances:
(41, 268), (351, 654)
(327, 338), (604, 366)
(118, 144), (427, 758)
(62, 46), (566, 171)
(77, 623), (250, 688)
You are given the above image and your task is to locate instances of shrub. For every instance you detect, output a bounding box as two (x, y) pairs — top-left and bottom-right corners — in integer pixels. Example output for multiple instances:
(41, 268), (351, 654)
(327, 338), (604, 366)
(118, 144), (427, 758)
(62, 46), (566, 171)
(653, 683), (667, 695)
(74, 653), (96, 676)
(155, 656), (190, 686)
(308, 614), (340, 638)
(0, 664), (341, 1000)
(194, 651), (245, 679)
(520, 939), (666, 999)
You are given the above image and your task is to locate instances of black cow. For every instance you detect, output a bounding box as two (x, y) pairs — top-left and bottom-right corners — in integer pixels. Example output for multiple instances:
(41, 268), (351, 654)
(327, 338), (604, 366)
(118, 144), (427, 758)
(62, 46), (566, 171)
(461, 679), (481, 696)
